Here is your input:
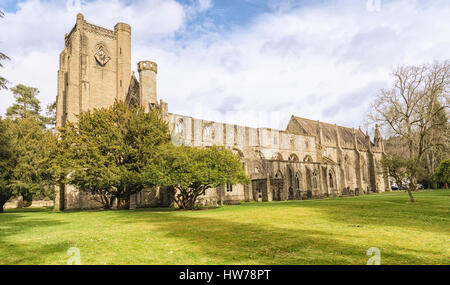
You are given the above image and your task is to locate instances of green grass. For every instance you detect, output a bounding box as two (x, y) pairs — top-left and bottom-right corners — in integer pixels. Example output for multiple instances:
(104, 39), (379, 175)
(1, 190), (449, 265)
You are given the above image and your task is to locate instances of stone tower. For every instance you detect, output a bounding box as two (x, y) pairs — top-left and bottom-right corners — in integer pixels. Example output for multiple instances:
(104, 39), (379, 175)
(56, 13), (131, 127)
(137, 60), (158, 111)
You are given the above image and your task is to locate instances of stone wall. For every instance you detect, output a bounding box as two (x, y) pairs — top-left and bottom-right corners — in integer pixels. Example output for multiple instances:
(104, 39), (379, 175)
(55, 14), (390, 210)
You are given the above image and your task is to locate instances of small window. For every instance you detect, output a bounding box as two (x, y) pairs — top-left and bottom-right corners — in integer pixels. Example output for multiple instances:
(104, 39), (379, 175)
(120, 48), (122, 55)
(274, 135), (278, 145)
(226, 183), (233, 192)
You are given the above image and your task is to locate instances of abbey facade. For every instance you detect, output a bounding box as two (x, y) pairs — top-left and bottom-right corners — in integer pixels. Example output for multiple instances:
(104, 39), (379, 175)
(54, 14), (390, 210)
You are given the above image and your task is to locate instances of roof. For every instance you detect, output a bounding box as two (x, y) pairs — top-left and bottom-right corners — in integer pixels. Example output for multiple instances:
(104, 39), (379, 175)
(288, 116), (371, 149)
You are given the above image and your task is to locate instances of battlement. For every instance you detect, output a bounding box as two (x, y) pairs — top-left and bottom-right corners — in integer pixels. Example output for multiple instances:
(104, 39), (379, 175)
(138, 61), (158, 74)
(114, 22), (131, 34)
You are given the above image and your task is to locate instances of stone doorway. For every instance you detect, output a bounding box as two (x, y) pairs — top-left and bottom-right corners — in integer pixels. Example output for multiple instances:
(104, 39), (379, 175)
(271, 179), (283, 201)
(252, 179), (266, 202)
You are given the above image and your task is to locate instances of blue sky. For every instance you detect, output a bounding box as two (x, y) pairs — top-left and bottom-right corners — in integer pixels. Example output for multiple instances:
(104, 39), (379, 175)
(1, 0), (449, 132)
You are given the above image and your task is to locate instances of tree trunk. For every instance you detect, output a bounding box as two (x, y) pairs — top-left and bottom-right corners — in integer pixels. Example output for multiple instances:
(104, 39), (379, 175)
(0, 197), (8, 213)
(407, 189), (415, 203)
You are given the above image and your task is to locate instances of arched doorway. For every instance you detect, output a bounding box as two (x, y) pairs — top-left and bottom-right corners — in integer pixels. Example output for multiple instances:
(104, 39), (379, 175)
(271, 170), (284, 201)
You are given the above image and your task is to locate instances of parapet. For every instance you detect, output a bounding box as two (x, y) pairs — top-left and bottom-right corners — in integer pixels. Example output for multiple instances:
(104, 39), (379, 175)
(138, 61), (158, 74)
(114, 22), (131, 34)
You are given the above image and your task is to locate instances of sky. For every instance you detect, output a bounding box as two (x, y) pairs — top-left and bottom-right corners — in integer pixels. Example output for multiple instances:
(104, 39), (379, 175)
(0, 0), (449, 133)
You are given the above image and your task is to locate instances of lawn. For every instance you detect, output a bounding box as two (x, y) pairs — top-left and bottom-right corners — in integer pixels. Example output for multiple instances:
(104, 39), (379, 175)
(0, 190), (449, 265)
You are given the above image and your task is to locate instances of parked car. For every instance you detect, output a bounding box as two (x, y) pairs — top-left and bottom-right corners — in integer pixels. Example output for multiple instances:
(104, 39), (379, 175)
(391, 185), (405, 190)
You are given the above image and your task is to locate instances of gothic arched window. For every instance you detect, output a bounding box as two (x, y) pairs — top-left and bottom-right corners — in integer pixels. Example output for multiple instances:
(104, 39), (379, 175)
(312, 171), (318, 189)
(273, 152), (283, 160)
(329, 171), (334, 188)
(361, 158), (368, 182)
(304, 155), (313, 163)
(344, 155), (350, 181)
(174, 119), (184, 136)
(289, 154), (299, 162)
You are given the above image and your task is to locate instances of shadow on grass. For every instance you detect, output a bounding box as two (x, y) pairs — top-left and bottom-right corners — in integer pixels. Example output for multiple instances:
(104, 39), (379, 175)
(1, 191), (448, 264)
(103, 209), (442, 264)
(281, 191), (450, 235)
(0, 208), (69, 264)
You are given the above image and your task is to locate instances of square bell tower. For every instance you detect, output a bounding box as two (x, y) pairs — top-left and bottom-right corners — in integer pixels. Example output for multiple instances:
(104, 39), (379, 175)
(56, 13), (131, 127)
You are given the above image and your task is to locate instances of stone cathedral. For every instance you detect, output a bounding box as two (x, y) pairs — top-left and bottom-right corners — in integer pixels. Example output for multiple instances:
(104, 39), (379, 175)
(55, 14), (390, 210)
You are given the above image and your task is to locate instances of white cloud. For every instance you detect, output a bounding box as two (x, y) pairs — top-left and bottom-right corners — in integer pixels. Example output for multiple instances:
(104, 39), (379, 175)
(1, 0), (449, 132)
(197, 0), (212, 12)
(0, 0), (186, 112)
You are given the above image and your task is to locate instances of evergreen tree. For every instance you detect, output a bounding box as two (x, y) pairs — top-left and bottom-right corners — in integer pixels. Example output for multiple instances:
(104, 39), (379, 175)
(54, 101), (171, 209)
(0, 118), (13, 212)
(6, 117), (56, 207)
(433, 159), (450, 189)
(45, 101), (57, 129)
(144, 145), (249, 209)
(6, 84), (44, 123)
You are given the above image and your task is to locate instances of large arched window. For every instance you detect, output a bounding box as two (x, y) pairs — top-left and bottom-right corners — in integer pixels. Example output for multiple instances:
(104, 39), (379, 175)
(344, 155), (350, 181)
(203, 125), (213, 141)
(361, 158), (368, 182)
(174, 119), (184, 136)
(304, 155), (313, 163)
(273, 152), (284, 161)
(289, 154), (299, 162)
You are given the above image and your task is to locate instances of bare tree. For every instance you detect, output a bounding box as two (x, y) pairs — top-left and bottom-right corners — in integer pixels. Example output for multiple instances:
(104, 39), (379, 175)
(369, 61), (449, 201)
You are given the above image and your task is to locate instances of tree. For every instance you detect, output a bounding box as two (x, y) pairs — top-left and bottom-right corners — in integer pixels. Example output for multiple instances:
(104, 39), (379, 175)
(45, 101), (57, 129)
(433, 159), (450, 189)
(6, 84), (45, 123)
(0, 118), (13, 212)
(54, 101), (171, 209)
(370, 61), (449, 201)
(144, 145), (249, 210)
(6, 117), (56, 207)
(0, 10), (9, 90)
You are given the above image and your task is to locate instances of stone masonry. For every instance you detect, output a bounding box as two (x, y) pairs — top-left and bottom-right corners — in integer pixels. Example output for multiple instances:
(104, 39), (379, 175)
(54, 14), (390, 210)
